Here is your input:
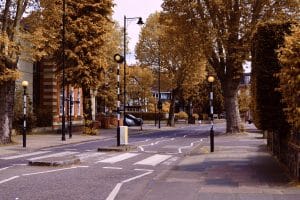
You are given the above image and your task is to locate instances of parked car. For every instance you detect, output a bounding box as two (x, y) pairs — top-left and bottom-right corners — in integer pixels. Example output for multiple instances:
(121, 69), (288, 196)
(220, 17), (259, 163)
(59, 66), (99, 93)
(124, 114), (143, 126)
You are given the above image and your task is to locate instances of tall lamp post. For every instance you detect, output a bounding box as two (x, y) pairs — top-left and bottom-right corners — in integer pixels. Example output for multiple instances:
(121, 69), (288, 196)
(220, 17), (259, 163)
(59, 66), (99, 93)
(22, 81), (28, 148)
(61, 0), (66, 141)
(208, 75), (215, 152)
(114, 54), (124, 146)
(123, 16), (144, 124)
(157, 55), (161, 129)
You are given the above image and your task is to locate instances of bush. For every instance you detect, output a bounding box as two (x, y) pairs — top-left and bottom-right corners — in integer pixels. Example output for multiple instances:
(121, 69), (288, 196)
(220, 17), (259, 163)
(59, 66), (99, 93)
(177, 111), (188, 120)
(192, 113), (199, 120)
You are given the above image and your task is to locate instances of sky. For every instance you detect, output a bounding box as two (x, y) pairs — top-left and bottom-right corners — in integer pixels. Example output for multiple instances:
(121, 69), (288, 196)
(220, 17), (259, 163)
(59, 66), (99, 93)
(112, 0), (163, 64)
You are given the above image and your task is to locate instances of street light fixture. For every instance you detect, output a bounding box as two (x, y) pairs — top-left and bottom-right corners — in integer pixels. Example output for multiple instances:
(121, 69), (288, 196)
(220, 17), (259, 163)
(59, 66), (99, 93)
(123, 15), (144, 125)
(208, 75), (215, 152)
(22, 80), (28, 148)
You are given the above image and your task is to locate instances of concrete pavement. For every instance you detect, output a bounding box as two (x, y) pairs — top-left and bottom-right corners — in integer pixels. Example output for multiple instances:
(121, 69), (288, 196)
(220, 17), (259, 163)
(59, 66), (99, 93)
(145, 127), (300, 200)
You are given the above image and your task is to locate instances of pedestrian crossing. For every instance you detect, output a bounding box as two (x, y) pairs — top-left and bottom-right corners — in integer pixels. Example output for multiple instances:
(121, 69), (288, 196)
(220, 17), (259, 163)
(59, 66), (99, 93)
(0, 150), (179, 167)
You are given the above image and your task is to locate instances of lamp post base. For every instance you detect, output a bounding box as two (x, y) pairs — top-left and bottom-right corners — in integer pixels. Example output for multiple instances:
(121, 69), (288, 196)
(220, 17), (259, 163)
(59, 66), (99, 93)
(210, 127), (214, 152)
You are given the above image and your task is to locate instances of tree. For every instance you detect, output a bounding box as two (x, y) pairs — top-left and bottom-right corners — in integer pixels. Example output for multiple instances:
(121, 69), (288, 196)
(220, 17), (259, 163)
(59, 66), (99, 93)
(136, 12), (207, 126)
(277, 24), (300, 139)
(28, 0), (115, 133)
(127, 65), (154, 111)
(161, 0), (298, 133)
(0, 0), (39, 144)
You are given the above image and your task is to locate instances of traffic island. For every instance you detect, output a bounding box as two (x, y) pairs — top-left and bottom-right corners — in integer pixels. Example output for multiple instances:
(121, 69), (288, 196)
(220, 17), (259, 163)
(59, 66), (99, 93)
(97, 145), (137, 152)
(28, 155), (80, 167)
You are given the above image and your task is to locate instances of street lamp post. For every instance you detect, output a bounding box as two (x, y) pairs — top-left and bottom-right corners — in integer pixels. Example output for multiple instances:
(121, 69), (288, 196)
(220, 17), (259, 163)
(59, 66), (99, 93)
(158, 55), (161, 129)
(61, 0), (66, 141)
(208, 75), (215, 152)
(114, 54), (124, 146)
(123, 15), (144, 125)
(22, 81), (28, 148)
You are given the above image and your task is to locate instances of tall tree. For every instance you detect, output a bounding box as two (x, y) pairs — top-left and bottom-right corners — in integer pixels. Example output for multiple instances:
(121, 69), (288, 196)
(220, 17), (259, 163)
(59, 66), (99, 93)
(61, 0), (114, 126)
(0, 0), (39, 144)
(28, 0), (115, 131)
(127, 65), (154, 110)
(161, 0), (298, 133)
(136, 12), (207, 126)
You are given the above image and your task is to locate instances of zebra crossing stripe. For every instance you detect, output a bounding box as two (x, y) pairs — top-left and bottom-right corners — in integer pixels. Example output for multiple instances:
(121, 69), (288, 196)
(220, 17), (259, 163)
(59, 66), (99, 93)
(97, 153), (138, 164)
(0, 151), (51, 160)
(134, 154), (172, 166)
(28, 151), (78, 161)
(76, 152), (106, 160)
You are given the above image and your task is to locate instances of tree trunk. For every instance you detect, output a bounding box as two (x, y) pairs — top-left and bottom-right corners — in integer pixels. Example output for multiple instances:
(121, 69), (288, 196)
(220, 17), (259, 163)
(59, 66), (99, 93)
(167, 89), (177, 127)
(0, 81), (15, 144)
(82, 87), (93, 131)
(224, 87), (241, 134)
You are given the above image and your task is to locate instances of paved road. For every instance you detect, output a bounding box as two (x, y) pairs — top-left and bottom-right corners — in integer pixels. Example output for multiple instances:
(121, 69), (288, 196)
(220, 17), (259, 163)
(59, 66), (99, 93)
(0, 123), (299, 200)
(0, 124), (216, 200)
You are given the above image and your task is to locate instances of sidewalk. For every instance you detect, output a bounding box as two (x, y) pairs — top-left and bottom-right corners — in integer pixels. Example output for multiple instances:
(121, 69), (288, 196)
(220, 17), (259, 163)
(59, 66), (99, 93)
(145, 127), (300, 200)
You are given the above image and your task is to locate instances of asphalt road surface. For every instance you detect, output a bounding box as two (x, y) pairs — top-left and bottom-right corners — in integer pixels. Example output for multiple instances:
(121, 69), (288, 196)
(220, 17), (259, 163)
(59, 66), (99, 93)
(0, 124), (224, 200)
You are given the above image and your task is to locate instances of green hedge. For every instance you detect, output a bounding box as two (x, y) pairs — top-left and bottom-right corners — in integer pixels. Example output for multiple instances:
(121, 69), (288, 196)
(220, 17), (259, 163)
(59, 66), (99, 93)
(251, 21), (291, 132)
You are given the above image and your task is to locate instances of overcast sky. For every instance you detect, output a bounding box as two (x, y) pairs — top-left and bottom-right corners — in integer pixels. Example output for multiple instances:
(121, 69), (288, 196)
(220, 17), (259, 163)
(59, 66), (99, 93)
(112, 0), (162, 64)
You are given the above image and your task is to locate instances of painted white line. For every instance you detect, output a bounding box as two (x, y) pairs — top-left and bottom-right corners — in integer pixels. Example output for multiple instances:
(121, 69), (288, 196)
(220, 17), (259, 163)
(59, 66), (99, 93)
(138, 138), (174, 151)
(178, 140), (203, 154)
(22, 166), (89, 176)
(106, 170), (153, 200)
(122, 171), (153, 183)
(138, 146), (144, 152)
(0, 176), (19, 185)
(0, 151), (51, 160)
(76, 152), (105, 160)
(134, 154), (172, 166)
(106, 183), (122, 200)
(96, 153), (139, 164)
(28, 151), (78, 161)
(134, 168), (154, 172)
(102, 167), (123, 170)
(0, 166), (12, 171)
(13, 164), (27, 166)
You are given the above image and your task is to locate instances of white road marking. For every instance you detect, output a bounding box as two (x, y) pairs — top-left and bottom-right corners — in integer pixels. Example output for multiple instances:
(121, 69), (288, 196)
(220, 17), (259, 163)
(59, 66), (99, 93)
(106, 169), (153, 200)
(0, 151), (51, 160)
(0, 166), (12, 171)
(134, 154), (172, 166)
(28, 151), (78, 161)
(138, 146), (144, 151)
(102, 167), (123, 170)
(76, 152), (105, 160)
(178, 140), (204, 154)
(22, 166), (89, 176)
(0, 164), (27, 172)
(96, 153), (138, 164)
(138, 138), (174, 152)
(0, 176), (19, 185)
